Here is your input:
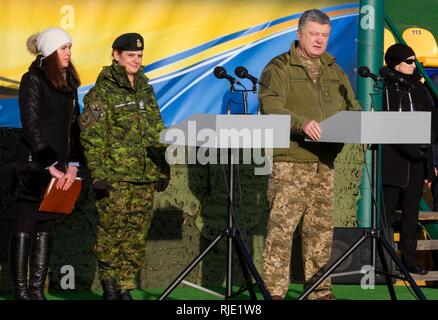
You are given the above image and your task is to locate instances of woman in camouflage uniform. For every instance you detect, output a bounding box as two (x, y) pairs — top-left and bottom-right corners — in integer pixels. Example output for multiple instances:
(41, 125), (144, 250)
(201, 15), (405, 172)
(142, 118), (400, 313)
(80, 33), (169, 300)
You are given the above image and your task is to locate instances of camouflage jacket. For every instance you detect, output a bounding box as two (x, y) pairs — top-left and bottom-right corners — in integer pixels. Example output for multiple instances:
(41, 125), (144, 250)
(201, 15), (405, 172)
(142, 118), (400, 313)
(79, 61), (168, 184)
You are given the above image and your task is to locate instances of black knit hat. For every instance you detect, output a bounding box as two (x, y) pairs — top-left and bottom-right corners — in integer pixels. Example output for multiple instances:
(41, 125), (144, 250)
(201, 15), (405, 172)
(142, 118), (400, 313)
(112, 33), (144, 51)
(384, 43), (416, 68)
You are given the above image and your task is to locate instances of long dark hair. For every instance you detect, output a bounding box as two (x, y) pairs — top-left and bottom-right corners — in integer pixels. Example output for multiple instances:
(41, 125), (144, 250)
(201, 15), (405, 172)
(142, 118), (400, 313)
(41, 51), (81, 91)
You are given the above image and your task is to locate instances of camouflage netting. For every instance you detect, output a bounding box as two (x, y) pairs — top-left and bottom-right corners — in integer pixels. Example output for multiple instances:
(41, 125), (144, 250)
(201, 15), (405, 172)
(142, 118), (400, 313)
(333, 143), (364, 227)
(0, 128), (363, 293)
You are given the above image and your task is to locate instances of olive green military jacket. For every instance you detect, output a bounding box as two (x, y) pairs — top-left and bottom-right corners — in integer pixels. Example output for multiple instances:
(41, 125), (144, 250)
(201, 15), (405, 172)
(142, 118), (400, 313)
(79, 62), (168, 184)
(259, 41), (362, 163)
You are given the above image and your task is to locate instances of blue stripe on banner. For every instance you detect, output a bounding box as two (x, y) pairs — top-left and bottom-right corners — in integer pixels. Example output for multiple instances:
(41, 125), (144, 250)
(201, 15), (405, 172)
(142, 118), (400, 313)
(153, 13), (359, 127)
(0, 98), (21, 128)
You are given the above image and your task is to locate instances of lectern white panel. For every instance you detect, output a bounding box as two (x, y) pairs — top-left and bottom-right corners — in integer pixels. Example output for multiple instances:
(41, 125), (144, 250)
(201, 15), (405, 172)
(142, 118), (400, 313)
(317, 111), (430, 144)
(160, 114), (291, 148)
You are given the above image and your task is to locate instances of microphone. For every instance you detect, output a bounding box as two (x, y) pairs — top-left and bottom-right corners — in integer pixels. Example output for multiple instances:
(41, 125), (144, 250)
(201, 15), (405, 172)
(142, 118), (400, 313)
(357, 66), (382, 82)
(379, 67), (414, 89)
(213, 66), (241, 85)
(234, 66), (259, 84)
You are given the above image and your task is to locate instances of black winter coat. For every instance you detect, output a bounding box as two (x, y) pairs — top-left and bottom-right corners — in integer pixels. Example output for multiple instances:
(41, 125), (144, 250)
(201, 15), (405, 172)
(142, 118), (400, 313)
(381, 70), (433, 187)
(13, 55), (81, 220)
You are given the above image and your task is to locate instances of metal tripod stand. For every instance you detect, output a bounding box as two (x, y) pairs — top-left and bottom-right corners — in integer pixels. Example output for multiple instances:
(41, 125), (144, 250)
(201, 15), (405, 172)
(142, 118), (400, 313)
(158, 148), (271, 300)
(298, 143), (427, 300)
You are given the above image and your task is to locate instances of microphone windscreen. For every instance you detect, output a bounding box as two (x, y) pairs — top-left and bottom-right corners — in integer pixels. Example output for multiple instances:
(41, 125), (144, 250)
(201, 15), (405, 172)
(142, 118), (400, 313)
(358, 66), (370, 78)
(235, 66), (247, 78)
(213, 66), (226, 79)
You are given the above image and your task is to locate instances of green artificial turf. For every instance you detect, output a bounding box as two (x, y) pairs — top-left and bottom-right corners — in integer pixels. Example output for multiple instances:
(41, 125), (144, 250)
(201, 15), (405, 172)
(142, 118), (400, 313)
(1, 284), (437, 300)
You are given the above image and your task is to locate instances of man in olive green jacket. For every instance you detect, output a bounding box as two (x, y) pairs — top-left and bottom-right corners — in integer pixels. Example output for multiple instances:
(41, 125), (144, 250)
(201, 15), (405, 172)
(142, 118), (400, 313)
(259, 9), (361, 300)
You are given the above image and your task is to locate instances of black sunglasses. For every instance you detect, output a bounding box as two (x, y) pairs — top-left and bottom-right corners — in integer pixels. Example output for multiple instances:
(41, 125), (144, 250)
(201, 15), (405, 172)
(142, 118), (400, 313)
(403, 58), (416, 64)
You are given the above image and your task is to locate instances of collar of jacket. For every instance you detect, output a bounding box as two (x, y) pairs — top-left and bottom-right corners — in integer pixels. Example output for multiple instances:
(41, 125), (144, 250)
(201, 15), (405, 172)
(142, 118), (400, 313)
(28, 55), (48, 82)
(390, 67), (423, 85)
(29, 55), (45, 71)
(288, 40), (336, 68)
(100, 61), (149, 91)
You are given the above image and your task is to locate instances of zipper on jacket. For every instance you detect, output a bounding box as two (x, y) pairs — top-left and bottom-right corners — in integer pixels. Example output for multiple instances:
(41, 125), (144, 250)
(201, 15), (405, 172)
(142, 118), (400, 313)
(314, 81), (324, 121)
(136, 96), (148, 183)
(298, 64), (324, 121)
(66, 99), (74, 167)
(314, 64), (329, 121)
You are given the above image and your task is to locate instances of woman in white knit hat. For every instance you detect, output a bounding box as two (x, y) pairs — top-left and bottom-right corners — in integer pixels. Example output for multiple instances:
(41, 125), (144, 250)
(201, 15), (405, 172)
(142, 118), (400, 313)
(10, 27), (82, 300)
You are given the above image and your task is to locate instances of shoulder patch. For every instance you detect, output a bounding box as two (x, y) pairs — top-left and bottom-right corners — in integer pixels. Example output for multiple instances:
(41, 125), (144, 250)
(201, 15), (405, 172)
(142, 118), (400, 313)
(80, 91), (106, 129)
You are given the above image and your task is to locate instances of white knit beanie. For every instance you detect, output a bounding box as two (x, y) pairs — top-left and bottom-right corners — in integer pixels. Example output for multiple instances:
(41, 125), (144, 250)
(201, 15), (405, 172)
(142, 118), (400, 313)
(26, 27), (72, 57)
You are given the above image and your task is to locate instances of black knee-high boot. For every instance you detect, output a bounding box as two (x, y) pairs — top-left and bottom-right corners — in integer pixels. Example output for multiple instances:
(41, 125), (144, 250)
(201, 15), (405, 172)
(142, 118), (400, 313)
(101, 279), (119, 300)
(9, 232), (32, 300)
(29, 232), (52, 300)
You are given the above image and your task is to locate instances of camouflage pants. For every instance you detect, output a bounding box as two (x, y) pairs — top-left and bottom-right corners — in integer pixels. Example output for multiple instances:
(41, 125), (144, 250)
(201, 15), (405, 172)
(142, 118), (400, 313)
(263, 162), (334, 299)
(95, 182), (155, 290)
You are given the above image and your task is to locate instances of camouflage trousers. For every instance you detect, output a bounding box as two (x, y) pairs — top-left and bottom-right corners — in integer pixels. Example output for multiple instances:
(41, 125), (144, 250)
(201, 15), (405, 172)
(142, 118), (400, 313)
(95, 182), (155, 290)
(262, 161), (334, 299)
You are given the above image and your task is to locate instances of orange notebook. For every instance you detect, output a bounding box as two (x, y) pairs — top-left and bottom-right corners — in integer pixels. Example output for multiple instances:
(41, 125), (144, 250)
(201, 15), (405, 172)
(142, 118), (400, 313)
(39, 177), (82, 214)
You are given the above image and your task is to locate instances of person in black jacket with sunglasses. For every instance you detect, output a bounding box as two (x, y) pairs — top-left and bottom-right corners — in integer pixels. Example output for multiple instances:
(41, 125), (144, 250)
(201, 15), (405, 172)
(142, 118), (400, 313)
(381, 43), (433, 275)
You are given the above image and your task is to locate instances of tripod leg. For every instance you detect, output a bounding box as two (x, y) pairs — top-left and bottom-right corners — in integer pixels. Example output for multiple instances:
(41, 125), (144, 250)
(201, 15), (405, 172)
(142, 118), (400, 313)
(233, 233), (272, 300)
(233, 236), (257, 300)
(375, 238), (397, 300)
(226, 232), (234, 299)
(299, 234), (368, 300)
(158, 233), (224, 300)
(378, 236), (427, 300)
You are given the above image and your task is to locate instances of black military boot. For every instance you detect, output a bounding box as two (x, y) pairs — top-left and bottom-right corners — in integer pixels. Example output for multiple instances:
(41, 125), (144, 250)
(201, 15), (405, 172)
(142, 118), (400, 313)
(29, 232), (52, 300)
(101, 279), (119, 300)
(118, 289), (133, 300)
(9, 232), (32, 300)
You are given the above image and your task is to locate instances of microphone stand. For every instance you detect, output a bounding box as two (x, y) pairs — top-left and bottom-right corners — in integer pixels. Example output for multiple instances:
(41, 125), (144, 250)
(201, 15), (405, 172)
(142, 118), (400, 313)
(408, 91), (414, 111)
(220, 80), (270, 298)
(232, 82), (256, 115)
(384, 81), (391, 112)
(298, 78), (426, 301)
(158, 78), (271, 301)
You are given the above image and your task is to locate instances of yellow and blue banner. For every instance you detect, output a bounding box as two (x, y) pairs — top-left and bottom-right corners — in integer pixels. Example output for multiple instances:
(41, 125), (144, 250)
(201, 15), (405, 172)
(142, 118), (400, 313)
(0, 0), (359, 128)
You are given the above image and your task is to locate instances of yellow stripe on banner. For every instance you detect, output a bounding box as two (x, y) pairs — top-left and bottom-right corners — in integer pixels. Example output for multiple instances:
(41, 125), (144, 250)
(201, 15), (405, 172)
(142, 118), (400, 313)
(147, 8), (358, 80)
(0, 0), (355, 85)
(146, 19), (300, 80)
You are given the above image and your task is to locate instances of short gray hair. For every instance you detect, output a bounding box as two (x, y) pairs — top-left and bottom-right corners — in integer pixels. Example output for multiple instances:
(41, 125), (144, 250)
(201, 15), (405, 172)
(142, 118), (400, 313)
(298, 9), (331, 31)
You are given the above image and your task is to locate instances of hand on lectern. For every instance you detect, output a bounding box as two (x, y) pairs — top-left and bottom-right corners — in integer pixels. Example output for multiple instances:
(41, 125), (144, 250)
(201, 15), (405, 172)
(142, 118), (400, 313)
(302, 120), (321, 141)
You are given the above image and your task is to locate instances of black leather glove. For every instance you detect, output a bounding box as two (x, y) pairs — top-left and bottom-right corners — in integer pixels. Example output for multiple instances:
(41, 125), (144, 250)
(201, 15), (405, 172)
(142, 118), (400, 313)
(147, 147), (170, 176)
(155, 178), (169, 192)
(92, 180), (110, 200)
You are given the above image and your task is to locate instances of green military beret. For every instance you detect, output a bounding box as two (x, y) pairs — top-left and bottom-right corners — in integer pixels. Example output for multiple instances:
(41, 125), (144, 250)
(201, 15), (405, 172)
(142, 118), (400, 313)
(112, 33), (144, 51)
